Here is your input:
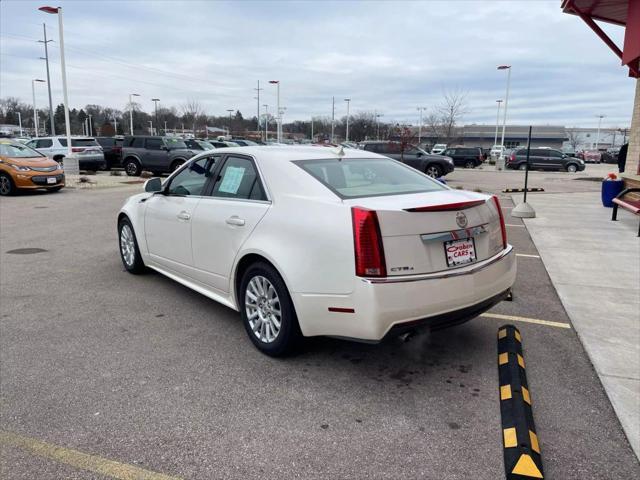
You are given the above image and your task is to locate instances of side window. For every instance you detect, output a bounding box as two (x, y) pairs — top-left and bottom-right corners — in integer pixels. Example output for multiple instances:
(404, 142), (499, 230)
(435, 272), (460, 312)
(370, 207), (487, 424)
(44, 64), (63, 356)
(26, 140), (37, 148)
(445, 149), (456, 156)
(548, 150), (562, 158)
(146, 138), (163, 150)
(212, 156), (265, 200)
(37, 139), (52, 148)
(131, 137), (145, 148)
(166, 158), (212, 196)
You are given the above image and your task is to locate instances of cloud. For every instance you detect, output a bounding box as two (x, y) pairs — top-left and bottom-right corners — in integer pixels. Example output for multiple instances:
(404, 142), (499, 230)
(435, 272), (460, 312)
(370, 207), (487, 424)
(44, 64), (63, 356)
(0, 0), (635, 129)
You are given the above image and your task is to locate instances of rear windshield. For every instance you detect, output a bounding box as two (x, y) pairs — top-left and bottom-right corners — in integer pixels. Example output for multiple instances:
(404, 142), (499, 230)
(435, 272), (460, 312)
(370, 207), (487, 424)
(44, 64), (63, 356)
(59, 139), (99, 147)
(295, 158), (446, 199)
(97, 138), (114, 146)
(0, 142), (45, 158)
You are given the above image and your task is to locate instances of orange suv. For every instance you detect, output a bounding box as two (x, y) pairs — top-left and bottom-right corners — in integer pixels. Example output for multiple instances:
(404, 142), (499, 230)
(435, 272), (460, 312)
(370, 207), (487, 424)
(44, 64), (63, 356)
(0, 139), (65, 196)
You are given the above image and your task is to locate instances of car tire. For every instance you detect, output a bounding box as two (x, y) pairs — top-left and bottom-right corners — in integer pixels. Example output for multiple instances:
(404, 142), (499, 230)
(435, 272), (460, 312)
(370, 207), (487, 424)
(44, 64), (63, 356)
(170, 159), (185, 172)
(566, 164), (578, 173)
(0, 173), (16, 196)
(118, 217), (146, 274)
(464, 161), (475, 169)
(239, 261), (301, 357)
(425, 164), (443, 178)
(123, 158), (142, 176)
(519, 163), (527, 171)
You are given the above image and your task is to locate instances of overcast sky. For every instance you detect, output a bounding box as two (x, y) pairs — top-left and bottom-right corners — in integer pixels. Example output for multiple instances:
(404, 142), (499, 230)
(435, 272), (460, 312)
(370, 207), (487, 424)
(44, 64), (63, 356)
(0, 0), (635, 129)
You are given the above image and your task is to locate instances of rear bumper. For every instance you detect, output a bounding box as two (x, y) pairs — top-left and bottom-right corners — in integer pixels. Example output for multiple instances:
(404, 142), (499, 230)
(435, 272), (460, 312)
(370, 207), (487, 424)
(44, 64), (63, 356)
(293, 245), (516, 341)
(78, 155), (106, 170)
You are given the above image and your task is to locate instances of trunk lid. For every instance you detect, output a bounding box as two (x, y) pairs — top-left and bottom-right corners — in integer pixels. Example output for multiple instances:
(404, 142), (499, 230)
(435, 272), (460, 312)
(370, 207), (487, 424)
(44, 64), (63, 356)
(345, 190), (504, 276)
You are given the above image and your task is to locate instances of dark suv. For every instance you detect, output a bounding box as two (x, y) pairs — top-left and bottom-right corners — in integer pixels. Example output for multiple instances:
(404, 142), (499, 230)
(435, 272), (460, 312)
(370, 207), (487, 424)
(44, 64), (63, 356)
(441, 147), (484, 168)
(121, 136), (195, 176)
(360, 141), (454, 177)
(96, 137), (123, 169)
(506, 148), (585, 173)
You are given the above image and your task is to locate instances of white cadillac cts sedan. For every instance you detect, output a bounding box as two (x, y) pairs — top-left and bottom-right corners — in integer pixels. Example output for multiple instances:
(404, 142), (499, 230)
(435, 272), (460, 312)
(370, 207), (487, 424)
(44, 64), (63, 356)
(117, 146), (516, 356)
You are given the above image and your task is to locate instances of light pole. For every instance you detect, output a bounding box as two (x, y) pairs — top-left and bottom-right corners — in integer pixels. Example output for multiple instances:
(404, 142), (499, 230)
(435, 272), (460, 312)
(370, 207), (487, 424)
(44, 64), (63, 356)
(497, 65), (512, 161)
(227, 109), (234, 136)
(254, 80), (263, 140)
(375, 112), (384, 140)
(494, 99), (503, 147)
(164, 121), (167, 135)
(310, 117), (314, 142)
(38, 23), (55, 135)
(263, 104), (269, 140)
(331, 96), (335, 143)
(17, 112), (23, 136)
(151, 98), (160, 135)
(148, 121), (153, 135)
(88, 114), (93, 136)
(269, 80), (281, 142)
(113, 116), (118, 135)
(344, 98), (351, 142)
(32, 79), (46, 137)
(416, 106), (427, 144)
(39, 6), (72, 161)
(128, 93), (140, 135)
(595, 115), (605, 149)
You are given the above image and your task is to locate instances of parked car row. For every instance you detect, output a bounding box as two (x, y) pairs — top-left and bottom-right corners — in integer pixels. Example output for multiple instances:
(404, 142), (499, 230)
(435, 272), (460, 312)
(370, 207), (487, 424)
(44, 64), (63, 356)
(506, 147), (585, 172)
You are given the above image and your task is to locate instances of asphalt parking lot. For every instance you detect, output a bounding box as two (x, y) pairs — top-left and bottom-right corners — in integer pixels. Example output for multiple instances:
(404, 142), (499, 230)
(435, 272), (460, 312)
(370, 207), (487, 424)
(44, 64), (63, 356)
(1, 165), (638, 479)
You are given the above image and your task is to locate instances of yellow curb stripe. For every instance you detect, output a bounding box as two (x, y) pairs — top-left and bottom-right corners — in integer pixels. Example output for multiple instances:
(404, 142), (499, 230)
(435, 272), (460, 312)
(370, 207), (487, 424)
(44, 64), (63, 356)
(522, 386), (531, 405)
(498, 328), (507, 339)
(517, 354), (526, 369)
(514, 330), (522, 342)
(481, 312), (571, 329)
(512, 453), (543, 478)
(0, 431), (182, 480)
(503, 428), (517, 448)
(500, 384), (512, 400)
(498, 352), (509, 365)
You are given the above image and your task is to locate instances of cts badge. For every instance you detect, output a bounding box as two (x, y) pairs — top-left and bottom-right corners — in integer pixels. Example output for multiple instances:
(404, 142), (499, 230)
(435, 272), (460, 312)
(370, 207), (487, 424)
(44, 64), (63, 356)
(456, 211), (468, 228)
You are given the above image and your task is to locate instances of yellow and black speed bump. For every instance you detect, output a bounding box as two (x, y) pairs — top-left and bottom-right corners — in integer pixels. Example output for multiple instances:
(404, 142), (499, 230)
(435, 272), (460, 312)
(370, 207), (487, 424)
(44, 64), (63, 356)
(502, 187), (545, 193)
(498, 325), (544, 479)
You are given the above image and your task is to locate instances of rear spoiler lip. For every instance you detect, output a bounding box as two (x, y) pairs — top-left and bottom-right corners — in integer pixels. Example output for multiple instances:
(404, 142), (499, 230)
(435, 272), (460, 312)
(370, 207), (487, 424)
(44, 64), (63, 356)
(404, 199), (486, 212)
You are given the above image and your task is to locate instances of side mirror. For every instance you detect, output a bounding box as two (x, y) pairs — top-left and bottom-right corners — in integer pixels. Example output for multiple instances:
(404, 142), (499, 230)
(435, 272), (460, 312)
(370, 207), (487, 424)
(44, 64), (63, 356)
(562, 153), (567, 158)
(144, 177), (163, 193)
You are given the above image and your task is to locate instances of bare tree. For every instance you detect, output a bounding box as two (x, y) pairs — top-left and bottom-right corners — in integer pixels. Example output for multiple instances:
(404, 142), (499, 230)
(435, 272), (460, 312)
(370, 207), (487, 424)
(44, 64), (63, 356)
(181, 99), (204, 133)
(436, 89), (468, 142)
(566, 129), (583, 151)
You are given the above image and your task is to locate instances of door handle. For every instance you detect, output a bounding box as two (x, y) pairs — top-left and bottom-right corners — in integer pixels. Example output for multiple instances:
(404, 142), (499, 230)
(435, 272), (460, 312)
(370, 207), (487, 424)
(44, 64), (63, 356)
(225, 216), (245, 226)
(177, 211), (191, 221)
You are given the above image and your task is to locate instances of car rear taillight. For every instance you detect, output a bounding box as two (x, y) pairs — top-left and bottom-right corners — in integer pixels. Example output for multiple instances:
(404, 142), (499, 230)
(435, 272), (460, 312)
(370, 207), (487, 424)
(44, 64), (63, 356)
(509, 152), (516, 163)
(72, 147), (84, 153)
(491, 196), (508, 249)
(352, 207), (386, 277)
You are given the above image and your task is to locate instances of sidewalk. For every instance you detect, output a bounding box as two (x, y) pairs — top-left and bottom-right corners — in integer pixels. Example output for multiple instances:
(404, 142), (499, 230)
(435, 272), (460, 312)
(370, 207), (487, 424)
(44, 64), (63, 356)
(512, 191), (640, 458)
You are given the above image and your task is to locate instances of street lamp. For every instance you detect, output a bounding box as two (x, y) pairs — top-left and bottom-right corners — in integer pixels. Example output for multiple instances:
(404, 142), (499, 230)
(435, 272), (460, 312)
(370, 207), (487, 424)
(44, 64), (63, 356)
(595, 115), (605, 149)
(375, 111), (384, 140)
(269, 80), (281, 142)
(494, 100), (503, 148)
(32, 79), (46, 137)
(416, 106), (427, 144)
(38, 23), (55, 136)
(344, 98), (351, 142)
(128, 93), (140, 135)
(497, 65), (512, 162)
(39, 6), (72, 162)
(263, 104), (269, 140)
(151, 98), (160, 135)
(17, 112), (23, 137)
(227, 109), (234, 136)
(88, 114), (93, 136)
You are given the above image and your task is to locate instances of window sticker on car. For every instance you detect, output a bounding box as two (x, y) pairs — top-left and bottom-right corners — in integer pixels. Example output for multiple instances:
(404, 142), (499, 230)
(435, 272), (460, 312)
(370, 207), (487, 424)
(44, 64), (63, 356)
(218, 166), (245, 194)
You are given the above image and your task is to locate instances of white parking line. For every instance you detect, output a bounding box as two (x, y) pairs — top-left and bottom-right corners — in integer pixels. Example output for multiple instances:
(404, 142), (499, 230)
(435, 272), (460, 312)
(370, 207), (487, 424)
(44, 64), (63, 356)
(481, 312), (571, 329)
(516, 253), (541, 258)
(505, 224), (525, 227)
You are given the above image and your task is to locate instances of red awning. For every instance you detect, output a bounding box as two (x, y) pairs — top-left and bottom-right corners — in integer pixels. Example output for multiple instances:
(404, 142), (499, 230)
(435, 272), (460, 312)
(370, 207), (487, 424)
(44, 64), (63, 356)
(562, 0), (640, 77)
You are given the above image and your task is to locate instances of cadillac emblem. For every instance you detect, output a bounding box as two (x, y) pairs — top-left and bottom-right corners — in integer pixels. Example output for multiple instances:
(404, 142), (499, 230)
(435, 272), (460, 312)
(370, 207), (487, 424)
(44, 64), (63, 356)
(456, 211), (468, 228)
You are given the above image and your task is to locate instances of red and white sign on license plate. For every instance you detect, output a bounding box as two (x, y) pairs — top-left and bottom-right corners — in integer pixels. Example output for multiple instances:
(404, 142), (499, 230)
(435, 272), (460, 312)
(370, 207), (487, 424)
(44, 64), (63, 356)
(445, 238), (476, 267)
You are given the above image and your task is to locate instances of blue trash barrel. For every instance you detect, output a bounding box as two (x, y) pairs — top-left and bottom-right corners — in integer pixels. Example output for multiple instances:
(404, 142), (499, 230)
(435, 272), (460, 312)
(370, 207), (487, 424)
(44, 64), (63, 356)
(601, 179), (624, 208)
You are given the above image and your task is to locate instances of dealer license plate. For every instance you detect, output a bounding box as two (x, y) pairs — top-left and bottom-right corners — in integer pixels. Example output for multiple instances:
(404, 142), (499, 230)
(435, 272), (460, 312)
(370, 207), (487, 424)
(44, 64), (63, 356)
(47, 177), (57, 184)
(444, 238), (476, 267)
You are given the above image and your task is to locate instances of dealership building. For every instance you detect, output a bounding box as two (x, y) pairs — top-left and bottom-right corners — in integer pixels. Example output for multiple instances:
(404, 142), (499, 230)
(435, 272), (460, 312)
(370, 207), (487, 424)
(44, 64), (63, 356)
(460, 124), (567, 150)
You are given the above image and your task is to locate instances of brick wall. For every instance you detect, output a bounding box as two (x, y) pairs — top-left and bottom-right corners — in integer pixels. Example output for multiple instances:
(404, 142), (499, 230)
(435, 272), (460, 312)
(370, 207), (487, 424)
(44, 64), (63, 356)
(623, 79), (640, 200)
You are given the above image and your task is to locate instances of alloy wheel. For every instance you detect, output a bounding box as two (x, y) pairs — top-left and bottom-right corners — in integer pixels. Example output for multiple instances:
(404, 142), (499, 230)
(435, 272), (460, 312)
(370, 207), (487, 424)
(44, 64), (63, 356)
(245, 275), (282, 344)
(426, 166), (441, 178)
(0, 176), (11, 195)
(119, 224), (136, 267)
(125, 161), (138, 176)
